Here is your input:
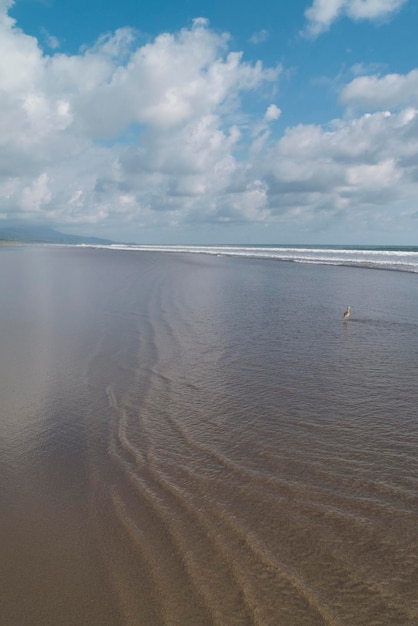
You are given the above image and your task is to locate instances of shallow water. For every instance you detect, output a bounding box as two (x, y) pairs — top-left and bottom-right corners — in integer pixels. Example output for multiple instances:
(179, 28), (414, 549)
(1, 245), (418, 625)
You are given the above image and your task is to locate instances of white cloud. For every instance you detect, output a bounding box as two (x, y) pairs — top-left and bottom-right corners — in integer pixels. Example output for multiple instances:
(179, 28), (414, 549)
(1, 2), (418, 241)
(262, 108), (418, 232)
(0, 0), (14, 14)
(41, 28), (60, 50)
(248, 104), (282, 155)
(20, 172), (52, 213)
(341, 68), (418, 109)
(0, 8), (281, 231)
(345, 0), (407, 19)
(304, 0), (408, 37)
(264, 104), (281, 121)
(249, 29), (269, 44)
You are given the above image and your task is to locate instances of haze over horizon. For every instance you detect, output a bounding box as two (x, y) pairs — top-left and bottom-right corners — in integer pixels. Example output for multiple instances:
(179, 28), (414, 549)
(1, 0), (418, 245)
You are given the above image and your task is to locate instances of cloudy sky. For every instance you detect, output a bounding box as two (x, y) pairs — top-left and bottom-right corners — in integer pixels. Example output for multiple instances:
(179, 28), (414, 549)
(1, 0), (418, 244)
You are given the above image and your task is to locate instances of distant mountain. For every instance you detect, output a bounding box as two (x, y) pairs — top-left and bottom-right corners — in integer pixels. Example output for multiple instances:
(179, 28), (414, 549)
(0, 224), (115, 245)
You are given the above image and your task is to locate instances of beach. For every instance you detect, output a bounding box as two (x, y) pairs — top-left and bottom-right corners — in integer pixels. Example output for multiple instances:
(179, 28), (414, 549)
(1, 244), (418, 625)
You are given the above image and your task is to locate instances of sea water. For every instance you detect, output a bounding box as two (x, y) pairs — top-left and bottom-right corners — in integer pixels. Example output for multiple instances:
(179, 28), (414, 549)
(84, 243), (418, 274)
(1, 244), (418, 625)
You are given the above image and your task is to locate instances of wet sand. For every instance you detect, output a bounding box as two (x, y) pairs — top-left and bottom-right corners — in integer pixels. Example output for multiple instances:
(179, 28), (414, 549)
(1, 245), (418, 625)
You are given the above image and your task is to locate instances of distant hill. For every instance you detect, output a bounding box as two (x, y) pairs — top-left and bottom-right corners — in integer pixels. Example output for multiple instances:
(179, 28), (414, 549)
(0, 224), (115, 245)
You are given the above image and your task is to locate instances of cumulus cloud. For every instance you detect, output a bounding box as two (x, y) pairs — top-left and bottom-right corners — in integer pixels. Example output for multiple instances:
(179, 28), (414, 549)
(249, 105), (282, 155)
(341, 68), (418, 110)
(304, 0), (408, 37)
(0, 7), (280, 229)
(1, 1), (418, 240)
(264, 104), (281, 121)
(21, 172), (52, 213)
(262, 108), (418, 233)
(0, 0), (13, 13)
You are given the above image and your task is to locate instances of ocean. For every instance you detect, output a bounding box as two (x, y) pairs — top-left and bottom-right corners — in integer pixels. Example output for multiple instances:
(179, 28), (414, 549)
(1, 243), (418, 625)
(84, 243), (418, 274)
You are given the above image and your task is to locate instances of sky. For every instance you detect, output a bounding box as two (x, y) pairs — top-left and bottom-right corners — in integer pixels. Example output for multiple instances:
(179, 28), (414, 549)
(1, 0), (418, 244)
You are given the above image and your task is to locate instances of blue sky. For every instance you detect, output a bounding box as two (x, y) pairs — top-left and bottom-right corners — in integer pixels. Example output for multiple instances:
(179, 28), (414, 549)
(1, 0), (418, 243)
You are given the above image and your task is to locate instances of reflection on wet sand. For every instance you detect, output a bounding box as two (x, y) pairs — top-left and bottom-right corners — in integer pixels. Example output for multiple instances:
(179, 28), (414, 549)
(1, 246), (418, 625)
